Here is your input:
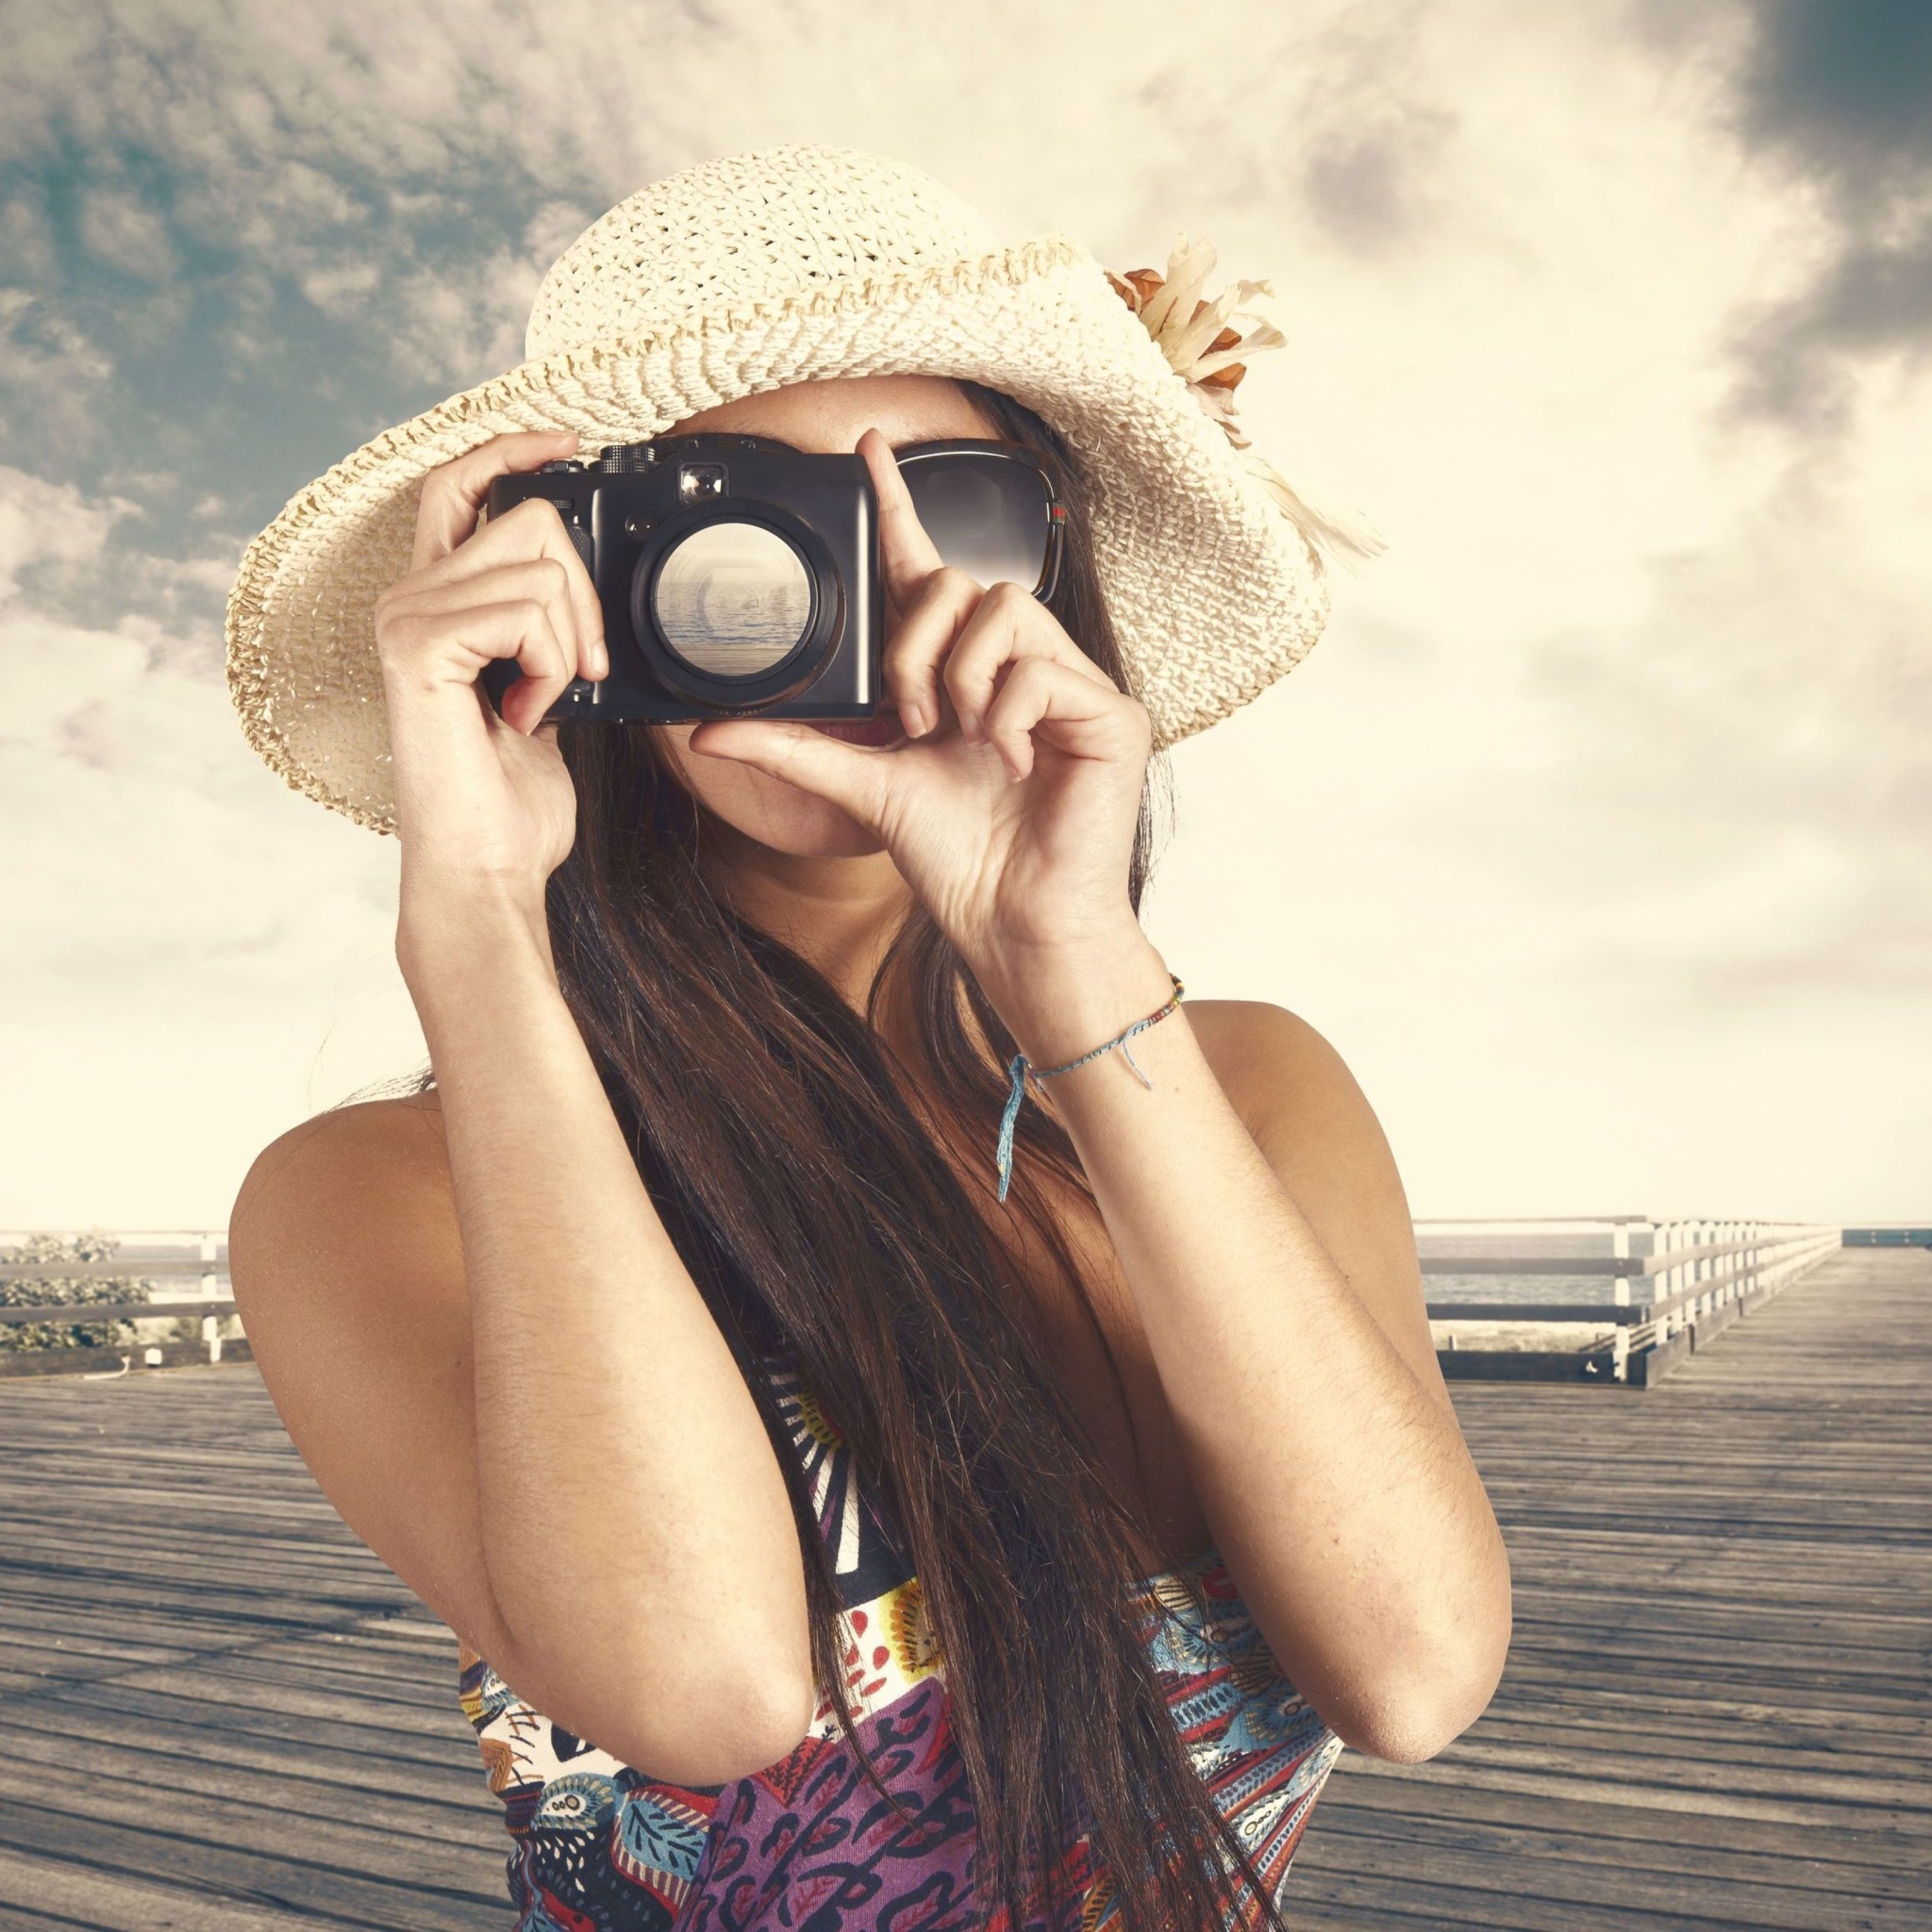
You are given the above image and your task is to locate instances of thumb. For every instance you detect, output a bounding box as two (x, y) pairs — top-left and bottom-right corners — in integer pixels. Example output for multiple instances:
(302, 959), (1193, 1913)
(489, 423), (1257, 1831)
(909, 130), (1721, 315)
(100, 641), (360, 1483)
(686, 718), (894, 830)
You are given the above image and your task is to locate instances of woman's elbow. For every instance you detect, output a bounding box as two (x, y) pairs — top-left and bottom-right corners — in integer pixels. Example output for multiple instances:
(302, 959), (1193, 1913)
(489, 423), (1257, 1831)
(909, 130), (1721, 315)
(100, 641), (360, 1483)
(609, 1665), (819, 1787)
(1328, 1684), (1488, 1764)
(1324, 1612), (1512, 1764)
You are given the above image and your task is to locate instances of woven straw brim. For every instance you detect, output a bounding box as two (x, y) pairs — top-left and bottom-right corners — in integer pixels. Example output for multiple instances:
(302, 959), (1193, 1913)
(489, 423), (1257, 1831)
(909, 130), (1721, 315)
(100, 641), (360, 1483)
(225, 234), (1330, 835)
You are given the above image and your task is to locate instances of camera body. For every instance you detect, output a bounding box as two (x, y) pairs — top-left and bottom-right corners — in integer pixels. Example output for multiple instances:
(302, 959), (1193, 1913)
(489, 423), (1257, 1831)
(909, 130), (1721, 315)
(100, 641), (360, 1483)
(479, 436), (882, 724)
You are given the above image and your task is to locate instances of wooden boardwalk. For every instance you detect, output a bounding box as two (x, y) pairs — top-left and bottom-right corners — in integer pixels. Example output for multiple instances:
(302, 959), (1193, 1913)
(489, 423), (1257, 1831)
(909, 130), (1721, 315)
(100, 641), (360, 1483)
(0, 1247), (1924, 1930)
(1294, 1244), (1932, 1929)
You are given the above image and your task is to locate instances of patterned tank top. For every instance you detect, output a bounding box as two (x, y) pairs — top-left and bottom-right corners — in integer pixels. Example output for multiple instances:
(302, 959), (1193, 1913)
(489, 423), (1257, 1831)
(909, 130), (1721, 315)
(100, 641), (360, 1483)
(456, 1360), (1342, 1931)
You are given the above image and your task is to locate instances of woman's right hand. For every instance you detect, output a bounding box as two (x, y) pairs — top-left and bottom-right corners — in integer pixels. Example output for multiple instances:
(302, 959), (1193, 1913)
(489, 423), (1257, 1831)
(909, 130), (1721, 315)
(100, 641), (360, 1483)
(374, 431), (607, 898)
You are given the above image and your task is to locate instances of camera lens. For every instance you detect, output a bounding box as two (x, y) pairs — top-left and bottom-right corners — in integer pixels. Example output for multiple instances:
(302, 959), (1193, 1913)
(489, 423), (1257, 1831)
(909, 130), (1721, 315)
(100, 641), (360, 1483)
(650, 521), (814, 678)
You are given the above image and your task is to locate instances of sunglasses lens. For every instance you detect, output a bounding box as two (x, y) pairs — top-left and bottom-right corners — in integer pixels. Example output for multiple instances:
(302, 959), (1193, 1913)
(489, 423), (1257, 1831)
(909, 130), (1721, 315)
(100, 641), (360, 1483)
(901, 455), (1050, 591)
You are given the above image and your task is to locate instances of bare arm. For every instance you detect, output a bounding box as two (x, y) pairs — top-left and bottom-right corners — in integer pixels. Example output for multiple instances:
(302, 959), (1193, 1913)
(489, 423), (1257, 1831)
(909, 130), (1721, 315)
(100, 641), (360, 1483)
(231, 433), (813, 1787)
(400, 884), (813, 1778)
(692, 428), (1509, 1764)
(991, 947), (1511, 1763)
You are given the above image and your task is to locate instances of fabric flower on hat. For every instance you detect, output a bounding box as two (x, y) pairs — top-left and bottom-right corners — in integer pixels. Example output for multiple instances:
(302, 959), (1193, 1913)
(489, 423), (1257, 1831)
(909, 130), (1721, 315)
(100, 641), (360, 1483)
(1108, 237), (1385, 569)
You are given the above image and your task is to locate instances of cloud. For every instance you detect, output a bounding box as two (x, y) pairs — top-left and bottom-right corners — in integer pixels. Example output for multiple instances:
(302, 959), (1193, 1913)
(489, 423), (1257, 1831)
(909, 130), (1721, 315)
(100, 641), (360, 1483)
(1489, 495), (1932, 1006)
(4, 0), (1927, 1221)
(1725, 0), (1932, 429)
(0, 1), (644, 588)
(78, 184), (178, 279)
(0, 466), (396, 1017)
(0, 286), (117, 448)
(0, 475), (420, 1226)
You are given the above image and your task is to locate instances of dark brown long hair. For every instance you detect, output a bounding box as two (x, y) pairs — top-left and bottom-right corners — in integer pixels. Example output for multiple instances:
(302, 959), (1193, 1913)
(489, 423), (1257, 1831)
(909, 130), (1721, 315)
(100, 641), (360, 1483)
(500, 385), (1291, 1932)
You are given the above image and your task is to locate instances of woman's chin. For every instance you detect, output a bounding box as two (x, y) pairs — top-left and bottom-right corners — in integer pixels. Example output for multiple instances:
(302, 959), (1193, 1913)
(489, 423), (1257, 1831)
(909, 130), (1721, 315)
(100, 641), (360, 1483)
(649, 721), (892, 858)
(716, 770), (889, 858)
(750, 808), (887, 858)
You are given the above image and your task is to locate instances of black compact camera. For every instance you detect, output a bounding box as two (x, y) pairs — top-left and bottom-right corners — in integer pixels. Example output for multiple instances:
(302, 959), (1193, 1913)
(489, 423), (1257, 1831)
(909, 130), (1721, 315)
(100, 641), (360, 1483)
(480, 436), (881, 724)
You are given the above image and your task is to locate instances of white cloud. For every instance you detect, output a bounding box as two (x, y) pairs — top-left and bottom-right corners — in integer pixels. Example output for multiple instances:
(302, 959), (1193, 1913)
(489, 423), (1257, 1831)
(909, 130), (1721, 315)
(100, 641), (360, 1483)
(383, 202), (595, 387)
(0, 290), (116, 445)
(78, 185), (178, 279)
(4, 0), (1927, 1225)
(0, 465), (420, 1223)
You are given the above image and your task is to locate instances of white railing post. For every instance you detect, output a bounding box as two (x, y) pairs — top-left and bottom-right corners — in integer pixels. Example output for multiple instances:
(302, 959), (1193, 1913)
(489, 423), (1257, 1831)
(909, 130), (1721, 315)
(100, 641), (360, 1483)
(200, 1230), (223, 1363)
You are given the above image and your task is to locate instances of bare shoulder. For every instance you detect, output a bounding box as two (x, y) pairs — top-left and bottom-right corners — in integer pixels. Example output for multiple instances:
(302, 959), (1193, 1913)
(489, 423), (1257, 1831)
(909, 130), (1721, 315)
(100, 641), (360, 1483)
(1185, 999), (1443, 1405)
(232, 1093), (448, 1275)
(1183, 996), (1407, 1221)
(229, 1088), (466, 1384)
(1185, 1000), (1367, 1138)
(226, 1086), (518, 1666)
(239, 1088), (444, 1184)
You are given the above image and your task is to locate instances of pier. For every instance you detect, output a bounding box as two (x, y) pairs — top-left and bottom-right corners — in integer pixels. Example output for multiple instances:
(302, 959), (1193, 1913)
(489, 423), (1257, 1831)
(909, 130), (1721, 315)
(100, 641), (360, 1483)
(0, 1240), (1924, 1928)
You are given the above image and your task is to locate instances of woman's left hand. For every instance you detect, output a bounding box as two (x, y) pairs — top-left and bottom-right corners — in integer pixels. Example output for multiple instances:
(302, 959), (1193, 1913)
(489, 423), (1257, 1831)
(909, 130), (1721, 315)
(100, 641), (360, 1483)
(687, 429), (1156, 1019)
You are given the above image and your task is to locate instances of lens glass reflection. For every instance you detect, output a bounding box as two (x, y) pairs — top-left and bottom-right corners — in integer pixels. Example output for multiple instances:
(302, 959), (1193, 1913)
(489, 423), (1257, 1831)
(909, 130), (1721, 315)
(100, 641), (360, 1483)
(902, 456), (1048, 590)
(651, 522), (813, 677)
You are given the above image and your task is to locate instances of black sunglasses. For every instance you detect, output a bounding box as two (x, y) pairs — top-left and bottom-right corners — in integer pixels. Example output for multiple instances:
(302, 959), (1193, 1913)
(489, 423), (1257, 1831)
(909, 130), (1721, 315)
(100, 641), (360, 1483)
(691, 434), (1070, 602)
(891, 440), (1070, 604)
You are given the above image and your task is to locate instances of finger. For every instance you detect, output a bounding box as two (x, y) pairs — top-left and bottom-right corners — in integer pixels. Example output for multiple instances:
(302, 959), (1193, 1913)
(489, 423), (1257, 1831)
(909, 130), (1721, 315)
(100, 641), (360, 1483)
(384, 598), (574, 735)
(384, 557), (587, 682)
(941, 581), (1116, 742)
(857, 428), (945, 618)
(979, 657), (1150, 783)
(411, 432), (582, 572)
(419, 493), (608, 679)
(882, 567), (983, 740)
(684, 717), (893, 832)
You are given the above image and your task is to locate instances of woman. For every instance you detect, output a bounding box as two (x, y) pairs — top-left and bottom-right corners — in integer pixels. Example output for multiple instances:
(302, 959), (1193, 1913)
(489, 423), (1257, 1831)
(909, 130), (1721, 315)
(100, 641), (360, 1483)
(225, 146), (1510, 1932)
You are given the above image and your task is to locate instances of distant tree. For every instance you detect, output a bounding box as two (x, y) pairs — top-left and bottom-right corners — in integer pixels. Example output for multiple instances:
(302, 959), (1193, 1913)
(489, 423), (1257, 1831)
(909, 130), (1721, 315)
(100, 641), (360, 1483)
(0, 1234), (158, 1353)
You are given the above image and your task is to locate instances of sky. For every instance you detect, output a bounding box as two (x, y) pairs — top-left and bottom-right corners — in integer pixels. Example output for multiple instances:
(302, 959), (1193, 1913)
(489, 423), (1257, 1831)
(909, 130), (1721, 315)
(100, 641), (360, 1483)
(2, 0), (1927, 1229)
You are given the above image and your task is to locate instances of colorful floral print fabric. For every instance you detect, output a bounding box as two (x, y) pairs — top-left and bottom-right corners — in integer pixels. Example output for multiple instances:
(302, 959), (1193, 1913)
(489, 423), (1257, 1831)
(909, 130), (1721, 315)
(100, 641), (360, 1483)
(456, 1361), (1342, 1931)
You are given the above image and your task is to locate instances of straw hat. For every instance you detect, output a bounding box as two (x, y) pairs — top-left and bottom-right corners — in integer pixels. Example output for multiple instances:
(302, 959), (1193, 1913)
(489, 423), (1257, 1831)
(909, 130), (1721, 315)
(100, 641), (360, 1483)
(225, 143), (1378, 834)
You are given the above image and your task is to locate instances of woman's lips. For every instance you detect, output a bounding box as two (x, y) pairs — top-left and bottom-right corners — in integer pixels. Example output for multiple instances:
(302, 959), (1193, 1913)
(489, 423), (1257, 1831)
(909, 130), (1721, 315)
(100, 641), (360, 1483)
(807, 712), (906, 748)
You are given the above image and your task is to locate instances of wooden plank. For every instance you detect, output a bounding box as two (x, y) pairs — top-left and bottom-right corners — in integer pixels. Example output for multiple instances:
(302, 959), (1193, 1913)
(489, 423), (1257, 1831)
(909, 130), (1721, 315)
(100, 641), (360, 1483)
(0, 1246), (1924, 1931)
(1288, 1247), (1932, 1926)
(0, 1794), (504, 1932)
(0, 1750), (502, 1896)
(0, 1684), (486, 1809)
(0, 1844), (321, 1932)
(1310, 1769), (1928, 1874)
(1296, 1805), (1932, 1928)
(1299, 1802), (1932, 1923)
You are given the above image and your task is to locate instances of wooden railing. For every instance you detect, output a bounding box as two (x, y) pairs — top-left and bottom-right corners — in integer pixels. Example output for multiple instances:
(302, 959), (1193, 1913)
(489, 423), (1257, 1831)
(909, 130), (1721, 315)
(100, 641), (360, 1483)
(1418, 1217), (1840, 1384)
(4, 1219), (1844, 1386)
(0, 1232), (234, 1370)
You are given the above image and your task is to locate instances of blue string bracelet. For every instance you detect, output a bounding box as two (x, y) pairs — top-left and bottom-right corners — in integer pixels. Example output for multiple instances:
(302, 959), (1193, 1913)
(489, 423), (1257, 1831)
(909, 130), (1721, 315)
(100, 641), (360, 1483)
(994, 974), (1185, 1202)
